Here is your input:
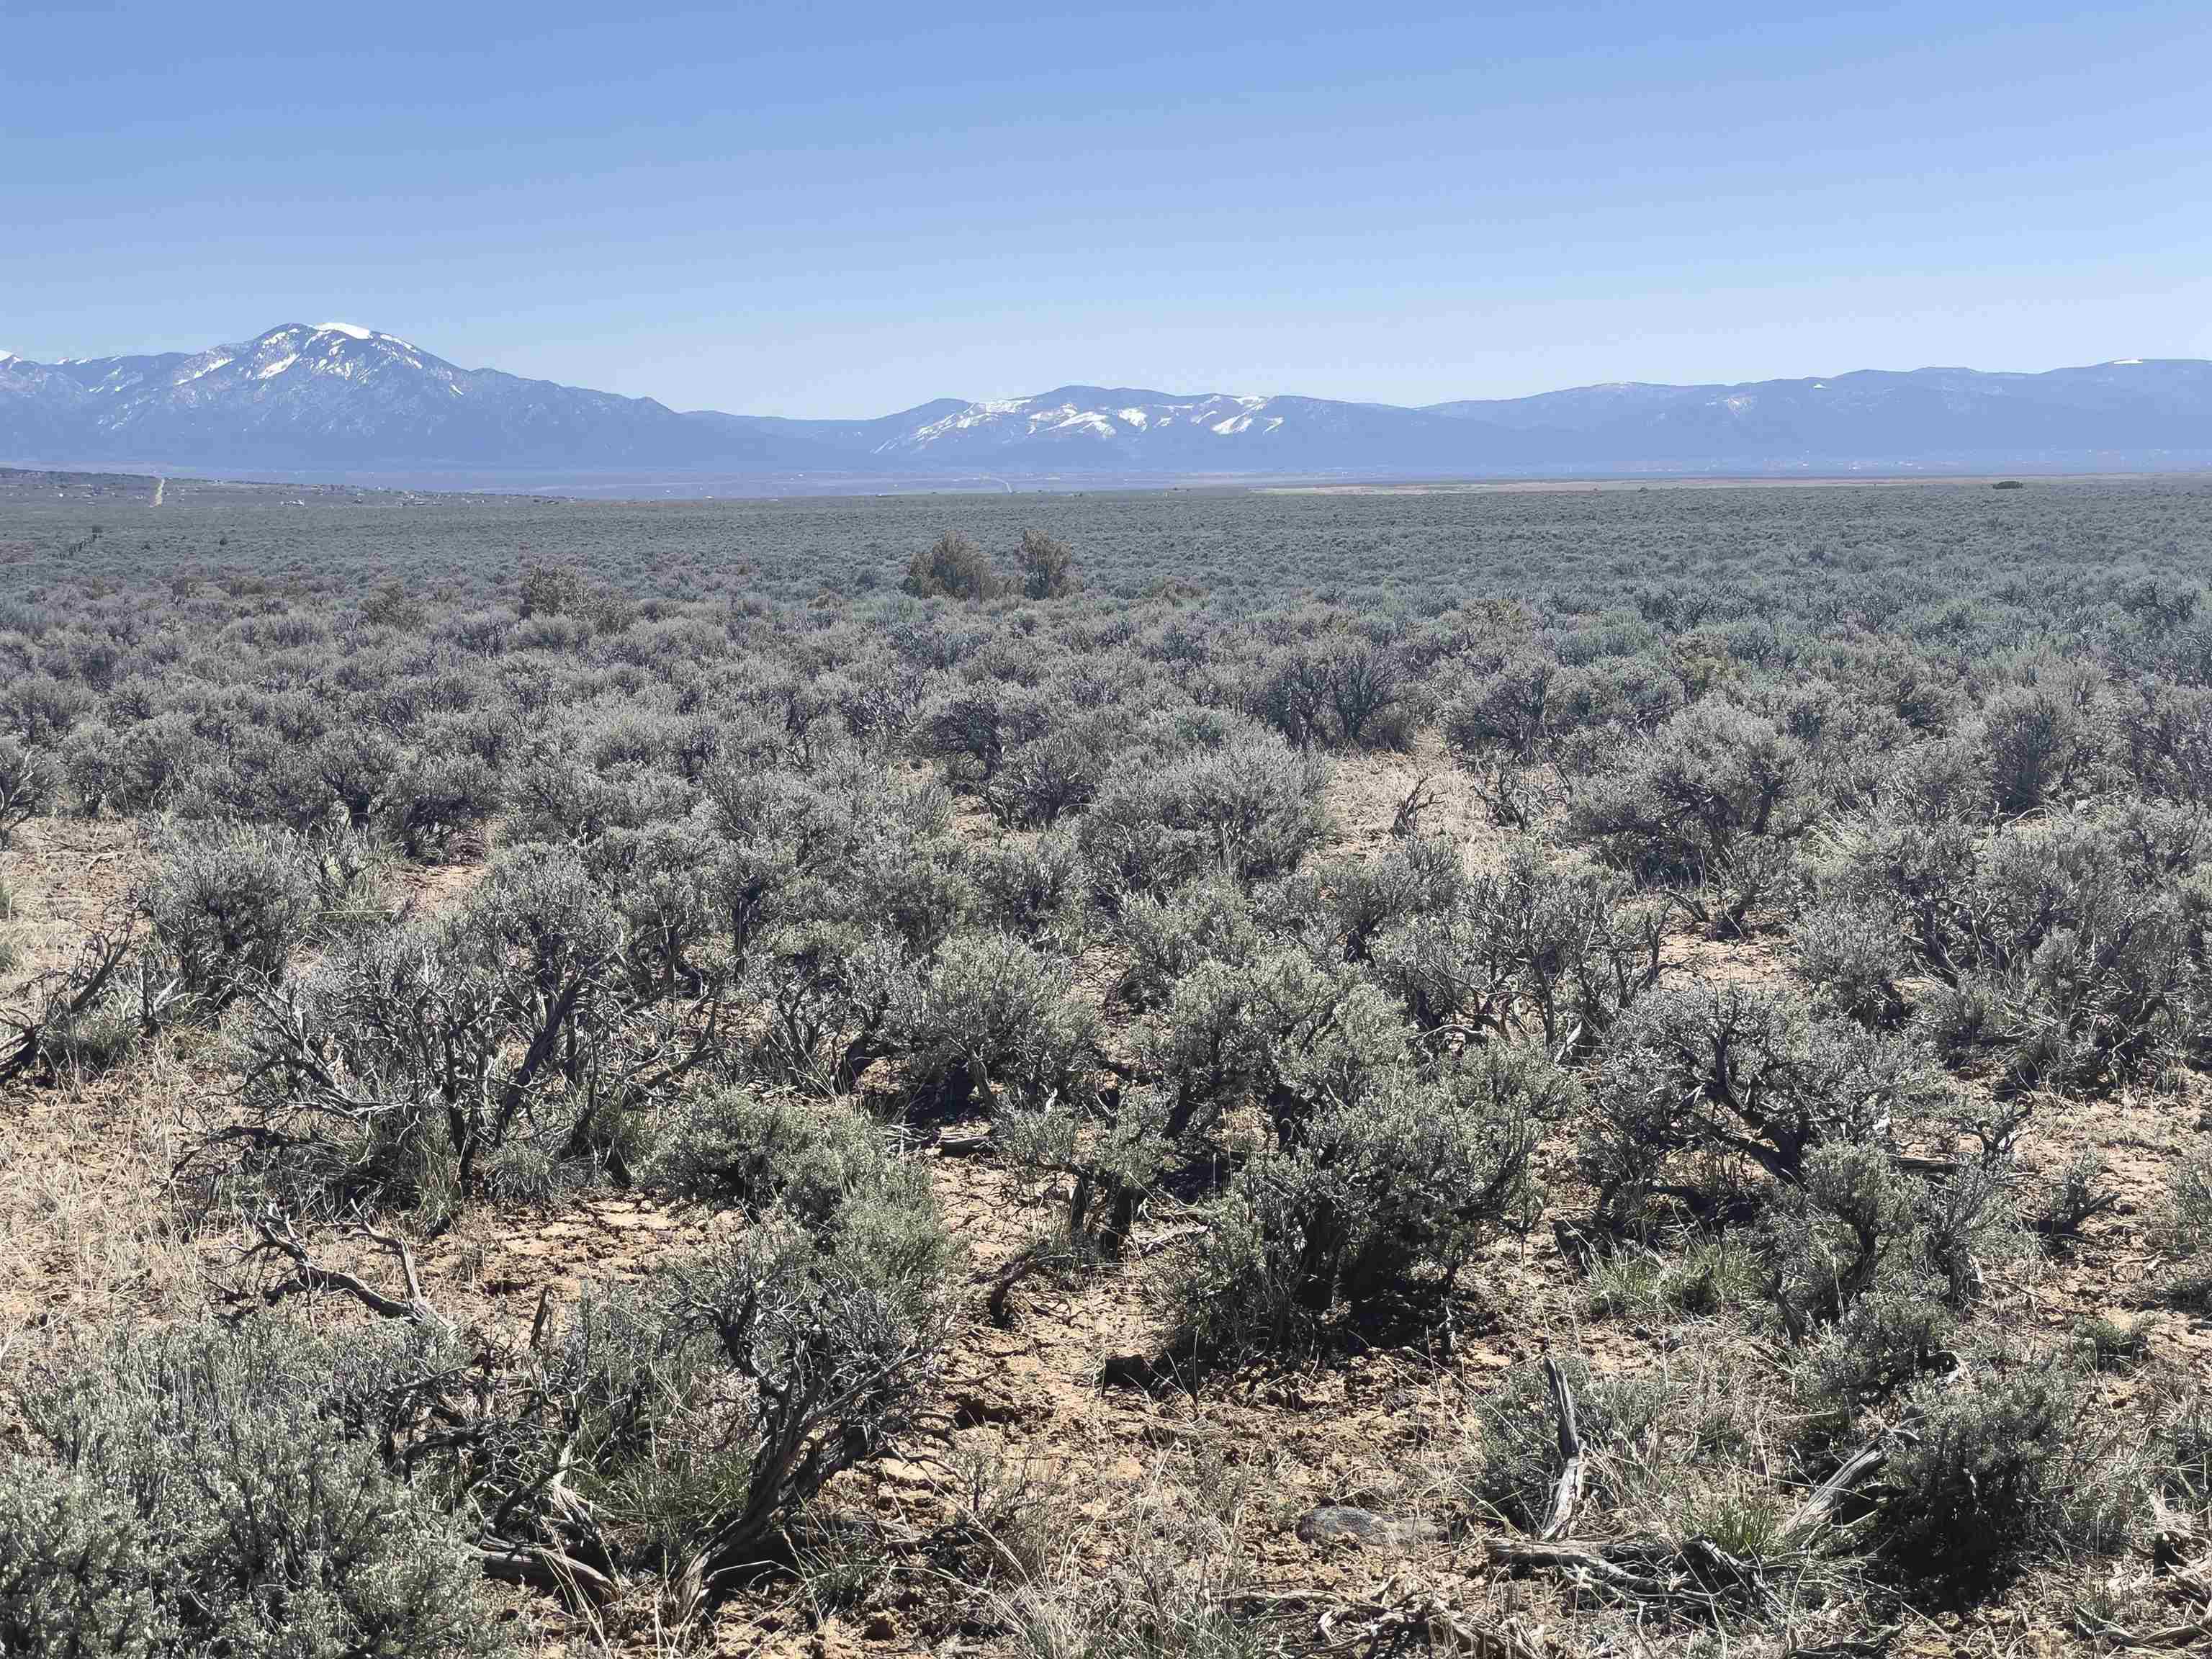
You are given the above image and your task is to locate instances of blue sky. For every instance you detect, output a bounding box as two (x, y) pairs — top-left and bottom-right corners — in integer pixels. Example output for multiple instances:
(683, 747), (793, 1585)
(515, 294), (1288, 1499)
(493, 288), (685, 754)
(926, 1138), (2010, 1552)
(4, 0), (2208, 416)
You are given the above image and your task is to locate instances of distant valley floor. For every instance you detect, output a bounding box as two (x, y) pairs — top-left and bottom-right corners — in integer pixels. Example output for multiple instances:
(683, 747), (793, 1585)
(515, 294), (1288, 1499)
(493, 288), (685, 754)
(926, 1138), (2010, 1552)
(9, 459), (2212, 508)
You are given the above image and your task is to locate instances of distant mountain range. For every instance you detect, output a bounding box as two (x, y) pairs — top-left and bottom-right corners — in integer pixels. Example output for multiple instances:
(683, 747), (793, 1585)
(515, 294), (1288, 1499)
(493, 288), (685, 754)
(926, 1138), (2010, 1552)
(4, 323), (2208, 481)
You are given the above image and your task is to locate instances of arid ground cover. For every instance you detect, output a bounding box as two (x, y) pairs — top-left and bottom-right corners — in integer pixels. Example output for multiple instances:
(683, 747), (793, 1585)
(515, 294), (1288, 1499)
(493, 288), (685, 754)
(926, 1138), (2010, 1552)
(5, 472), (2212, 1658)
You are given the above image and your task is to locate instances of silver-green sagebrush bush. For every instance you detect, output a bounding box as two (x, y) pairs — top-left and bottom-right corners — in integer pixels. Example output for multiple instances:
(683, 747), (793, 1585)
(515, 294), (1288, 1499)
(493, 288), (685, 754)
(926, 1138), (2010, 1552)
(0, 1319), (511, 1659)
(1163, 1045), (1559, 1355)
(2152, 1151), (2212, 1311)
(1568, 701), (1805, 896)
(4, 1092), (957, 1650)
(204, 844), (644, 1219)
(480, 1101), (956, 1581)
(971, 827), (1091, 949)
(491, 1216), (951, 1578)
(0, 733), (55, 847)
(1808, 801), (2212, 1093)
(1871, 1363), (2098, 1595)
(891, 928), (1097, 1114)
(138, 820), (320, 1016)
(650, 1084), (922, 1226)
(1079, 727), (1329, 896)
(1580, 980), (1951, 1234)
(1367, 840), (1663, 1062)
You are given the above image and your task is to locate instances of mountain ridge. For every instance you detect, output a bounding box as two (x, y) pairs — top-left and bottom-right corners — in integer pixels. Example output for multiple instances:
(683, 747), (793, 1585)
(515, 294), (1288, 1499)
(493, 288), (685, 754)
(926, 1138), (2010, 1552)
(4, 324), (2208, 480)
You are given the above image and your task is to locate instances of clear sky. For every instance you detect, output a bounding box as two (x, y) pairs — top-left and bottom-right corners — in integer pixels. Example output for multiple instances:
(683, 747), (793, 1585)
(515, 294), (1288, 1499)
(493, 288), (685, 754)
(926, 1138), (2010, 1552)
(5, 0), (2208, 416)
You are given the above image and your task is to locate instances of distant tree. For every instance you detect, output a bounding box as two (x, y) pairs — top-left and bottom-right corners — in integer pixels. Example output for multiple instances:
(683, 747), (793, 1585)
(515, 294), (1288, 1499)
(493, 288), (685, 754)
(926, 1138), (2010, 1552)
(516, 561), (578, 618)
(904, 531), (1004, 601)
(361, 578), (425, 630)
(1015, 527), (1076, 599)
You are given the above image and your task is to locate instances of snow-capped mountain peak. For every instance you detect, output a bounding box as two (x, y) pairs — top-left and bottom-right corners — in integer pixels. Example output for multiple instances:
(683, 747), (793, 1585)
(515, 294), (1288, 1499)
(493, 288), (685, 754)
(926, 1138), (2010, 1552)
(872, 387), (1299, 461)
(0, 320), (796, 471)
(4, 325), (2210, 477)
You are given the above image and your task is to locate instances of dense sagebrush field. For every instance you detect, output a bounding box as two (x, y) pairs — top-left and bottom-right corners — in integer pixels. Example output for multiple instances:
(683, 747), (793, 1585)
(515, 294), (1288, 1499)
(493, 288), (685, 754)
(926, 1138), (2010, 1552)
(4, 472), (2212, 1658)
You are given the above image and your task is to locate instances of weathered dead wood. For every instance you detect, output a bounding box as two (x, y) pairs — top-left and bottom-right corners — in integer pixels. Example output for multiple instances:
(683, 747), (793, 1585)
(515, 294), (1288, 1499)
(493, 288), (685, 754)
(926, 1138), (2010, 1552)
(2073, 1609), (2212, 1650)
(1489, 1533), (1788, 1621)
(1488, 1537), (1666, 1599)
(1779, 1439), (1888, 1547)
(473, 1537), (620, 1606)
(0, 930), (135, 1085)
(233, 1210), (451, 1333)
(1313, 1577), (1550, 1659)
(1390, 775), (1439, 839)
(1537, 1355), (1584, 1542)
(1133, 1222), (1210, 1259)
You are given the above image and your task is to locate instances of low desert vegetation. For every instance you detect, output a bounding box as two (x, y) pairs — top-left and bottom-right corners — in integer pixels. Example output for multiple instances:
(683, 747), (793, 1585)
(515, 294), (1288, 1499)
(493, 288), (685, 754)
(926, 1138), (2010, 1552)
(4, 477), (2212, 1655)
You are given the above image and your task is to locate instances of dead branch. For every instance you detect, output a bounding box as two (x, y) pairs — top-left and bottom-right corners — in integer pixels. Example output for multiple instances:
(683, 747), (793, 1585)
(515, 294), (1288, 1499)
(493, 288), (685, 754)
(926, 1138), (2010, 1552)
(1134, 1221), (1209, 1258)
(1313, 1577), (1550, 1659)
(1779, 1438), (1887, 1547)
(1488, 1537), (1667, 1599)
(233, 1210), (452, 1333)
(1537, 1355), (1583, 1542)
(1390, 775), (1439, 839)
(473, 1537), (621, 1606)
(0, 930), (135, 1085)
(1488, 1533), (1789, 1622)
(2073, 1609), (2212, 1650)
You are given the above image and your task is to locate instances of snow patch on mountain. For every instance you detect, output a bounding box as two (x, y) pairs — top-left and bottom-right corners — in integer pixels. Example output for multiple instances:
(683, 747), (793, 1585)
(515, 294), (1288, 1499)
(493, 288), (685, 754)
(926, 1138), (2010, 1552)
(900, 397), (1034, 446)
(6, 325), (2211, 479)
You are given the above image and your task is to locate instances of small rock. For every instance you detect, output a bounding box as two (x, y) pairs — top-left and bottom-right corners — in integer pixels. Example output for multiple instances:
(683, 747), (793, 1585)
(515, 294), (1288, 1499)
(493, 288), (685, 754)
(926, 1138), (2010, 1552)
(863, 1615), (896, 1642)
(1293, 1506), (1442, 1550)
